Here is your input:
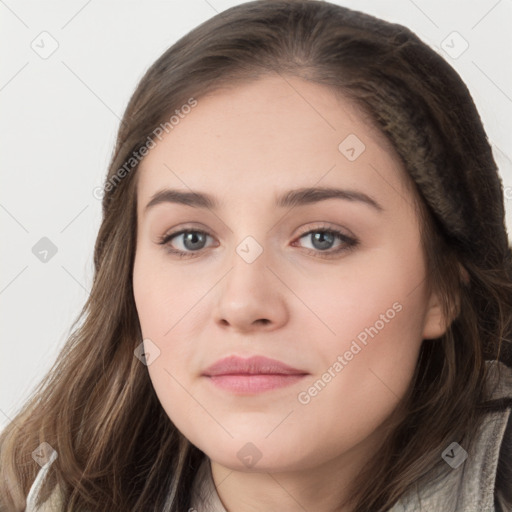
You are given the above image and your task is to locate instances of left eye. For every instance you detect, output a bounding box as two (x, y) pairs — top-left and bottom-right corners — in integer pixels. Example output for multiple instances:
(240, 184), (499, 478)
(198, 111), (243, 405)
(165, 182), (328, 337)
(157, 227), (358, 259)
(159, 229), (215, 255)
(295, 228), (356, 254)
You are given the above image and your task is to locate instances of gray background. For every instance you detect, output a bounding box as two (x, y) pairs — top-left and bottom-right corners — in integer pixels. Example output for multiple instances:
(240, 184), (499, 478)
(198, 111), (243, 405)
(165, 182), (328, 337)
(1, 0), (511, 432)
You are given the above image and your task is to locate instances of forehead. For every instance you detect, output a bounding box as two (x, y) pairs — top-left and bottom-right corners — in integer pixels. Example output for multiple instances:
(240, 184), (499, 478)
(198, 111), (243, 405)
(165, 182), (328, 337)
(136, 74), (412, 214)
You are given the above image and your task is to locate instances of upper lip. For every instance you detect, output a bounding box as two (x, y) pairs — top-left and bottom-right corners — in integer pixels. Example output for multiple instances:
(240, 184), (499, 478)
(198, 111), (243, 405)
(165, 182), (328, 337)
(202, 355), (308, 376)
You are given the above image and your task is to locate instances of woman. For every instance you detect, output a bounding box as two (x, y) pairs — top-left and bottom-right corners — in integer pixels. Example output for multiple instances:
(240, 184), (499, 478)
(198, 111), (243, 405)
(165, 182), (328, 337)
(2, 1), (511, 511)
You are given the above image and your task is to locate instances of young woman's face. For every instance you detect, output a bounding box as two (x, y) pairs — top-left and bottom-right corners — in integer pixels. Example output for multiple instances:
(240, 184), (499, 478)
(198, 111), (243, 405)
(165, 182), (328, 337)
(132, 74), (447, 473)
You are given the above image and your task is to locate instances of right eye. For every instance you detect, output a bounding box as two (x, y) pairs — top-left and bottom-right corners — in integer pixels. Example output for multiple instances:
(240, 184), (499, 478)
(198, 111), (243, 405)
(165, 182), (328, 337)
(157, 229), (217, 258)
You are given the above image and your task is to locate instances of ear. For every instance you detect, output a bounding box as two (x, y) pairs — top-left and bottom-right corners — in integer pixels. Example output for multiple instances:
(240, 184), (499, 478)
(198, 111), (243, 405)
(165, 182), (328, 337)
(421, 289), (460, 340)
(460, 264), (470, 285)
(422, 263), (467, 340)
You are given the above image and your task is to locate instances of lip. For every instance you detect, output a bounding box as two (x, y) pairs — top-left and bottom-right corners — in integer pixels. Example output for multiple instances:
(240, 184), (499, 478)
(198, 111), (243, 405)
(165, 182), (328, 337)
(202, 355), (308, 394)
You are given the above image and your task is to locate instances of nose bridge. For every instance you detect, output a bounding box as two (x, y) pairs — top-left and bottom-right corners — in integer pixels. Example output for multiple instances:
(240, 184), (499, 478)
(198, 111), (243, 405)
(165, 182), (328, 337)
(215, 199), (290, 286)
(221, 206), (290, 290)
(221, 202), (276, 268)
(223, 232), (271, 294)
(213, 228), (288, 331)
(234, 233), (266, 266)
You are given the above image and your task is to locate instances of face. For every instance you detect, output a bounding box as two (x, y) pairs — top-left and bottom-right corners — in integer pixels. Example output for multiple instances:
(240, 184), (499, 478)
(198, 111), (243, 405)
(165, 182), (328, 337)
(132, 73), (447, 473)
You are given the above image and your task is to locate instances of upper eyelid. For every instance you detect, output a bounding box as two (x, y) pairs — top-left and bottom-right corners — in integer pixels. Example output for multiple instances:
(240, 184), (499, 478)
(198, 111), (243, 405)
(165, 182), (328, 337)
(161, 223), (353, 241)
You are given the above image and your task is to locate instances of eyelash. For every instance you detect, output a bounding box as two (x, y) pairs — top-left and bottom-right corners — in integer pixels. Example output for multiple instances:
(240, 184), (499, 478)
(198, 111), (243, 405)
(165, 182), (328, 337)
(157, 224), (359, 260)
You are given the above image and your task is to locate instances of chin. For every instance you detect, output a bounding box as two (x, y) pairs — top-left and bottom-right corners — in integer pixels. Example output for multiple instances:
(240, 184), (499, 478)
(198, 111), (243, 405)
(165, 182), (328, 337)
(202, 438), (310, 473)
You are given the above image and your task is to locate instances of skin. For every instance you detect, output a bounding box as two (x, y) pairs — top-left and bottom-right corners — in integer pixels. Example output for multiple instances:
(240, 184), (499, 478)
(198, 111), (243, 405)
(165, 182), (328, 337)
(132, 73), (449, 512)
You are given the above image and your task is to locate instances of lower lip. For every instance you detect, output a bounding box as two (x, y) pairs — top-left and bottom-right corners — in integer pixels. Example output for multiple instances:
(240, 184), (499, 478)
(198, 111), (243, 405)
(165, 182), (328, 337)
(204, 374), (307, 393)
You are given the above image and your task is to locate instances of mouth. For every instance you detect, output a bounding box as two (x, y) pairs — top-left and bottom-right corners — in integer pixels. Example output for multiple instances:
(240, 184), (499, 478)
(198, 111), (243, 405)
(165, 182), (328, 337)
(204, 373), (307, 393)
(202, 355), (309, 394)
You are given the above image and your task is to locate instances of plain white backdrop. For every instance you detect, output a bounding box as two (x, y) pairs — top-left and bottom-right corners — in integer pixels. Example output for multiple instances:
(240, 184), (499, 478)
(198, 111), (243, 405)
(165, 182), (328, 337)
(1, 0), (511, 432)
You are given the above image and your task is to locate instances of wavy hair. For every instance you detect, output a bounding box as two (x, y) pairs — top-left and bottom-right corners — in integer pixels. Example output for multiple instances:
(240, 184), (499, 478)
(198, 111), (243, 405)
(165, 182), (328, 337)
(1, 1), (511, 510)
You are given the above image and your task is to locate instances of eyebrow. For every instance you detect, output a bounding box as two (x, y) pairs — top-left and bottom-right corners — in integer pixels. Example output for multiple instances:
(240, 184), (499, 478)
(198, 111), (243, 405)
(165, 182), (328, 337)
(144, 186), (384, 214)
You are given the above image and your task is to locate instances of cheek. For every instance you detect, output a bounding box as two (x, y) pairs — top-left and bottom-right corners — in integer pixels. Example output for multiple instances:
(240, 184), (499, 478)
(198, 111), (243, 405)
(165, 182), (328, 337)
(289, 293), (426, 464)
(132, 252), (209, 394)
(296, 245), (427, 351)
(132, 257), (201, 435)
(133, 249), (201, 338)
(298, 246), (428, 411)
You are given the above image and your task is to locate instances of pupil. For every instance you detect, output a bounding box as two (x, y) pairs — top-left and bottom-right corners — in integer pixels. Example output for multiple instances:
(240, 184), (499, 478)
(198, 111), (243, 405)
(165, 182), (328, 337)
(312, 232), (333, 250)
(185, 232), (205, 250)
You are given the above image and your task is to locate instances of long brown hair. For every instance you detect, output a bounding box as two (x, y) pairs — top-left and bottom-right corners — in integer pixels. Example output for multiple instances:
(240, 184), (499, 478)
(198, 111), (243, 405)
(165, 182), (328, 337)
(2, 1), (511, 510)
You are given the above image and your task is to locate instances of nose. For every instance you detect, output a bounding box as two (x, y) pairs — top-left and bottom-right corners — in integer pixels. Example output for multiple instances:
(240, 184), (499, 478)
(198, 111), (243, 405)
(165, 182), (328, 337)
(213, 241), (289, 334)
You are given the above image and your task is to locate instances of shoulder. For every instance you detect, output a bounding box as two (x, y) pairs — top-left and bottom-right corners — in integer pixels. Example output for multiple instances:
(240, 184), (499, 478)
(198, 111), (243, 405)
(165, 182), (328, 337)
(495, 412), (512, 512)
(26, 453), (63, 512)
(491, 361), (512, 511)
(390, 360), (512, 512)
(485, 359), (512, 402)
(455, 360), (512, 512)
